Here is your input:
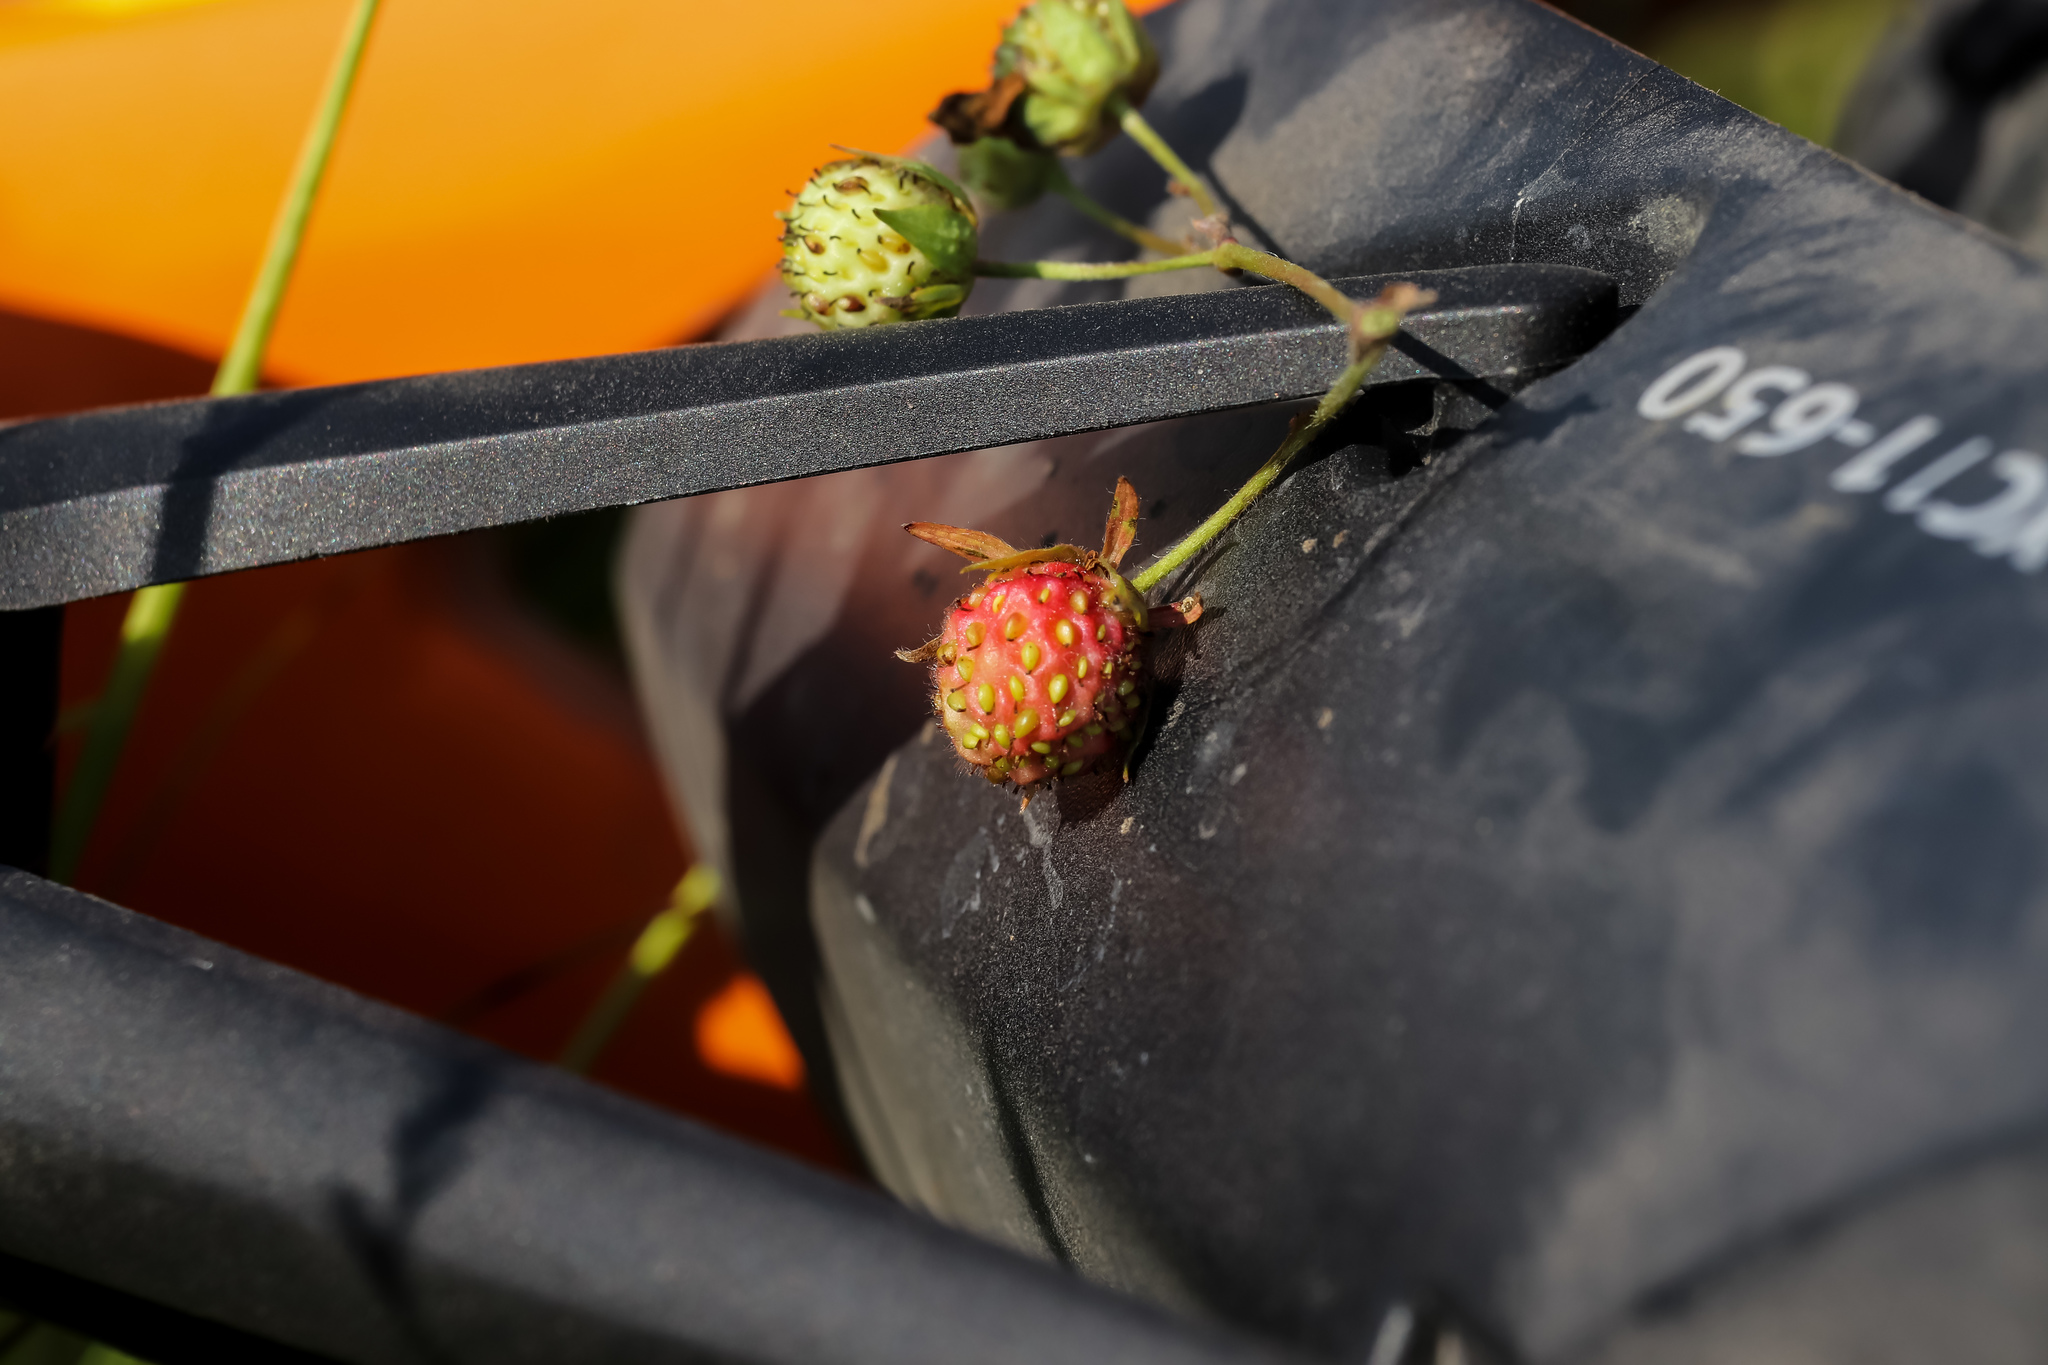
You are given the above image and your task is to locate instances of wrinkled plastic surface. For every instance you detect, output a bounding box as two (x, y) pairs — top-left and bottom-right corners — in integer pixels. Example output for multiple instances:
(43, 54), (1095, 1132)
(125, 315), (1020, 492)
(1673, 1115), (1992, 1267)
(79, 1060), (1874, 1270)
(619, 0), (2048, 1360)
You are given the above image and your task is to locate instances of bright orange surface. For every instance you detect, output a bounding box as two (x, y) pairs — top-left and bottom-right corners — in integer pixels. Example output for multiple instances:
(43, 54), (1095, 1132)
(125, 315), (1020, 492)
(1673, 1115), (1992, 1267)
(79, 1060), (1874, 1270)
(11, 0), (1172, 1173)
(0, 0), (1171, 385)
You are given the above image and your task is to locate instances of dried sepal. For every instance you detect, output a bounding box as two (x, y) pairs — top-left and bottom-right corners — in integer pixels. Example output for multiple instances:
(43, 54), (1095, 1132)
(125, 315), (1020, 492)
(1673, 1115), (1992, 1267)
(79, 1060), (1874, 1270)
(962, 544), (1085, 575)
(1100, 476), (1140, 567)
(932, 72), (1030, 146)
(905, 522), (1019, 562)
(895, 636), (947, 663)
(1149, 594), (1203, 629)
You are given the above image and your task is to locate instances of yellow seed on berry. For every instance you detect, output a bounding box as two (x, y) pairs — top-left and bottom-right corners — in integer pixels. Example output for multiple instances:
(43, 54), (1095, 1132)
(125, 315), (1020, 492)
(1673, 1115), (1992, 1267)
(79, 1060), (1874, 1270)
(1015, 708), (1039, 736)
(1055, 620), (1077, 646)
(1096, 621), (1108, 641)
(1005, 613), (1027, 640)
(1070, 590), (1088, 612)
(939, 642), (957, 664)
(1037, 586), (1052, 603)
(1032, 741), (1054, 754)
(957, 658), (975, 683)
(977, 683), (997, 713)
(965, 621), (985, 647)
(1057, 709), (1077, 728)
(993, 724), (1011, 747)
(945, 689), (967, 711)
(962, 732), (981, 749)
(1066, 733), (1085, 749)
(1008, 675), (1025, 702)
(859, 248), (887, 271)
(1076, 658), (1090, 679)
(1118, 678), (1135, 697)
(969, 723), (989, 740)
(1048, 674), (1069, 703)
(1021, 643), (1041, 672)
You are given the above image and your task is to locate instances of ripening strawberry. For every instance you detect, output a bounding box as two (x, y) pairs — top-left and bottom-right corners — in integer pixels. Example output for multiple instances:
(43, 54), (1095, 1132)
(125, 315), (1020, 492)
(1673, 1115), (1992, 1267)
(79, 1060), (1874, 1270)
(779, 154), (979, 328)
(901, 478), (1200, 790)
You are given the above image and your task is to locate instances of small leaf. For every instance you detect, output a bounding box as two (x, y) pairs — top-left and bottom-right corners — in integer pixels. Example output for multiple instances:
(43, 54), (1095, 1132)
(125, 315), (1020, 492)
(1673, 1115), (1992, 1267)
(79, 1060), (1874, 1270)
(904, 283), (968, 317)
(874, 204), (978, 279)
(1100, 476), (1140, 567)
(905, 522), (1017, 561)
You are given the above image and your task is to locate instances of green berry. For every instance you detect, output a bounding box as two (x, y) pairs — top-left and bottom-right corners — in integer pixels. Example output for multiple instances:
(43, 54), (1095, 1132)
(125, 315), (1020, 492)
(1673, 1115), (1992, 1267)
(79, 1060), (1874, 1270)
(778, 155), (979, 329)
(997, 0), (1157, 156)
(958, 136), (1058, 210)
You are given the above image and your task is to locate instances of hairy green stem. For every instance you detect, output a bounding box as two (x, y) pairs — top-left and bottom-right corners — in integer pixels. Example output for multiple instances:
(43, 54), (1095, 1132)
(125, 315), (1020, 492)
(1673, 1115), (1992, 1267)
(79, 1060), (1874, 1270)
(977, 251), (1216, 280)
(559, 866), (722, 1075)
(978, 243), (1365, 342)
(1048, 165), (1187, 257)
(215, 0), (383, 396)
(1213, 243), (1358, 330)
(48, 0), (382, 884)
(48, 584), (184, 884)
(1108, 93), (1221, 219)
(1131, 305), (1415, 595)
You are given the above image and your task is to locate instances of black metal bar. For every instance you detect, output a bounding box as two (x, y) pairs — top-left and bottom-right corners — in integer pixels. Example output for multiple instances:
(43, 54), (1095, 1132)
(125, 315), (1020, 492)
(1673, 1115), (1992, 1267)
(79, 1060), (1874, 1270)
(0, 265), (1614, 610)
(0, 868), (1302, 1365)
(0, 1252), (339, 1365)
(0, 607), (61, 876)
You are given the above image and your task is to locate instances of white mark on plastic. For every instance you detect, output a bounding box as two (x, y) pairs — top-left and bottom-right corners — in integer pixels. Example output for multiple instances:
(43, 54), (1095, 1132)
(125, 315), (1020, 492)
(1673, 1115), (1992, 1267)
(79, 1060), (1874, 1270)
(1832, 415), (1942, 492)
(1918, 451), (2048, 556)
(1885, 437), (1996, 513)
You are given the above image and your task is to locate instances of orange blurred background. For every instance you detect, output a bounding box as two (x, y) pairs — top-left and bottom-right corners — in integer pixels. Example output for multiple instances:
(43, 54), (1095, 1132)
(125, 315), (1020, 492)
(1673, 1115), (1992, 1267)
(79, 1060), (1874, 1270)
(1, 0), (1164, 1172)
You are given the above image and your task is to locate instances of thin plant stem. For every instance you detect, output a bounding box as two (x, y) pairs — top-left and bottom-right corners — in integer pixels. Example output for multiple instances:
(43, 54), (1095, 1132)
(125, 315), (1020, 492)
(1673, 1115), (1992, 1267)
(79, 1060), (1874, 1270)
(214, 0), (385, 397)
(1214, 243), (1360, 332)
(48, 584), (184, 884)
(558, 866), (722, 1075)
(978, 243), (1363, 335)
(1048, 165), (1187, 256)
(47, 0), (383, 885)
(1108, 93), (1221, 219)
(977, 251), (1216, 281)
(1131, 286), (1432, 595)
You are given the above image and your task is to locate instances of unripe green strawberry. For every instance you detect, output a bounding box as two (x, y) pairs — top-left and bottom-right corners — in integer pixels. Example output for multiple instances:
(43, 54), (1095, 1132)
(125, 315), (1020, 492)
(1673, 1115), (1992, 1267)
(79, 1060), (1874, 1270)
(998, 0), (1158, 156)
(778, 155), (979, 329)
(958, 136), (1059, 210)
(899, 479), (1200, 792)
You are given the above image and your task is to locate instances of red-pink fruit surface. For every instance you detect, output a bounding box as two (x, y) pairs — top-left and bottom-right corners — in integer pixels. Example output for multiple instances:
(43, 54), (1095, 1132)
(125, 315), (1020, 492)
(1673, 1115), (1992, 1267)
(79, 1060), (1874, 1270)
(930, 559), (1144, 786)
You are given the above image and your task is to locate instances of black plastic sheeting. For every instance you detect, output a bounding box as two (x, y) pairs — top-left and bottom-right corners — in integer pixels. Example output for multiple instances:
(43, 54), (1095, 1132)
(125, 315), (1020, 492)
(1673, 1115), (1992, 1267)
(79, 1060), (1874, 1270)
(608, 0), (2048, 1361)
